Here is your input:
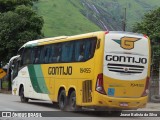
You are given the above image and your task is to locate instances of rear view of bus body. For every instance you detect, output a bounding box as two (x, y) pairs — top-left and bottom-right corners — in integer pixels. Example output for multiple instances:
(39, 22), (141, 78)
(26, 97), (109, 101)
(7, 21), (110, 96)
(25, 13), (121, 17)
(94, 31), (150, 110)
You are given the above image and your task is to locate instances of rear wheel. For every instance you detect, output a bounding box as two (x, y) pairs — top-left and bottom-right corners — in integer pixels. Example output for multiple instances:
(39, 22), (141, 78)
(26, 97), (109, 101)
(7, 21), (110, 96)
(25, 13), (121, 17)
(58, 90), (67, 111)
(20, 87), (28, 103)
(68, 91), (81, 111)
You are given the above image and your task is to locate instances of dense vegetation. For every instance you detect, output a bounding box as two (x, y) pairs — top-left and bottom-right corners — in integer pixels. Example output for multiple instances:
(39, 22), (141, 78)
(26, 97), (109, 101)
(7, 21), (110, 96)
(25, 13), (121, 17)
(0, 0), (44, 64)
(133, 8), (160, 74)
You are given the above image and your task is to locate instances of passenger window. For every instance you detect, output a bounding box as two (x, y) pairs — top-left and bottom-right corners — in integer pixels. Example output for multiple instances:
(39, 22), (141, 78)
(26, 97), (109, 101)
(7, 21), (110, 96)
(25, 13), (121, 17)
(33, 47), (42, 64)
(75, 41), (81, 61)
(61, 42), (74, 62)
(89, 39), (97, 58)
(75, 38), (97, 62)
(50, 44), (62, 63)
(78, 42), (85, 61)
(28, 37), (97, 64)
(85, 39), (97, 60)
(41, 45), (52, 63)
(22, 48), (32, 65)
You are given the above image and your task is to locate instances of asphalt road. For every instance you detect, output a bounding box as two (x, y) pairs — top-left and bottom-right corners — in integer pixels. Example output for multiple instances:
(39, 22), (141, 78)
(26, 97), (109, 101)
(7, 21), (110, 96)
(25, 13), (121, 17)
(0, 94), (158, 120)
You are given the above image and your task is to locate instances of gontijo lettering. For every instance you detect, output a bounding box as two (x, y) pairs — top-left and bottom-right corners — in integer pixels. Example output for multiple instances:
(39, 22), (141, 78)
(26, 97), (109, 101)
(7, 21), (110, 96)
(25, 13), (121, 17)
(106, 55), (147, 64)
(48, 66), (72, 75)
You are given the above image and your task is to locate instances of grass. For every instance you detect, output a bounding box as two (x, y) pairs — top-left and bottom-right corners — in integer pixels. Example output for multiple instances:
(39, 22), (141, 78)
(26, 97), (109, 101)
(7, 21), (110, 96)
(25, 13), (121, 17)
(88, 0), (160, 31)
(0, 80), (11, 94)
(2, 80), (8, 89)
(34, 0), (160, 35)
(34, 0), (101, 37)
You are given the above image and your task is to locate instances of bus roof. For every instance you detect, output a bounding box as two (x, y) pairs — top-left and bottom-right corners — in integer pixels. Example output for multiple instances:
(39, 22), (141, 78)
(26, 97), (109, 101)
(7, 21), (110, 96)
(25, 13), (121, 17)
(21, 31), (103, 47)
(21, 31), (146, 48)
(22, 36), (68, 47)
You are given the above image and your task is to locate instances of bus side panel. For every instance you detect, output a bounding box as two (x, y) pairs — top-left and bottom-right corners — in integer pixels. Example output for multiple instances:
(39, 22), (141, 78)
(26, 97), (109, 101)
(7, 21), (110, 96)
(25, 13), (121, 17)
(81, 32), (105, 106)
(76, 60), (95, 105)
(40, 59), (95, 104)
(12, 66), (50, 100)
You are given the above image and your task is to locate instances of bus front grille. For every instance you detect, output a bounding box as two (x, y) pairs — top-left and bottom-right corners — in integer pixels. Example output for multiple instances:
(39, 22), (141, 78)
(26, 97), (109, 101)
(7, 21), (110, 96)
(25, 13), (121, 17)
(82, 80), (92, 103)
(107, 63), (144, 74)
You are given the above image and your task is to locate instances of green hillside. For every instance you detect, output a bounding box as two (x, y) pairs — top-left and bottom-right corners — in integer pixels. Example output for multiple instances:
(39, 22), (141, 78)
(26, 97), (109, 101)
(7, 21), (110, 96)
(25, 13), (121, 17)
(34, 0), (101, 37)
(90, 0), (160, 31)
(34, 0), (160, 36)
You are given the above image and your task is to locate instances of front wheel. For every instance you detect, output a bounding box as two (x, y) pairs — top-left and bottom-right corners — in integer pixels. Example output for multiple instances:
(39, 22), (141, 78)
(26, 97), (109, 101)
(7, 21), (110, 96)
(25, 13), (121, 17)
(20, 87), (28, 103)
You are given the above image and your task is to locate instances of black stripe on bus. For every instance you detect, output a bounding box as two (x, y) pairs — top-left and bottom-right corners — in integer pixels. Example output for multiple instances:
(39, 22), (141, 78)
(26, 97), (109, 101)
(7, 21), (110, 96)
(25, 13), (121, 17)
(107, 63), (144, 68)
(109, 69), (142, 73)
(129, 68), (144, 71)
(108, 67), (124, 70)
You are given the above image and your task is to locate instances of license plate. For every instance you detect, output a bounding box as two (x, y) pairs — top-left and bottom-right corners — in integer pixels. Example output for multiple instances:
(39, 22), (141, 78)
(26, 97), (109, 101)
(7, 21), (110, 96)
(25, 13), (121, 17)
(119, 103), (128, 107)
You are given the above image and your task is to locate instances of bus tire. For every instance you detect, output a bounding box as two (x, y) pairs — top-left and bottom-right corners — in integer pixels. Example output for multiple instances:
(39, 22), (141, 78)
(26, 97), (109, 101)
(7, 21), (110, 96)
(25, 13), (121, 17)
(68, 91), (81, 111)
(20, 87), (28, 103)
(58, 90), (67, 111)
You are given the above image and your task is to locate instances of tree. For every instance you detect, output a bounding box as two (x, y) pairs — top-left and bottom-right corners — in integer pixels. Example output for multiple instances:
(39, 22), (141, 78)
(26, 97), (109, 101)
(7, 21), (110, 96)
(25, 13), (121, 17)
(0, 0), (38, 12)
(133, 7), (160, 74)
(0, 0), (43, 64)
(133, 7), (160, 44)
(0, 0), (43, 91)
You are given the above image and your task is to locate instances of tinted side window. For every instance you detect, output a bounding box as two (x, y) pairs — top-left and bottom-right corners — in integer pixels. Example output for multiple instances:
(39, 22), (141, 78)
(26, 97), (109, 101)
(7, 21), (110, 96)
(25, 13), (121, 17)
(49, 44), (62, 63)
(41, 45), (52, 63)
(33, 46), (43, 64)
(61, 42), (74, 62)
(27, 37), (97, 64)
(47, 37), (97, 63)
(22, 48), (32, 65)
(86, 38), (97, 59)
(74, 38), (97, 62)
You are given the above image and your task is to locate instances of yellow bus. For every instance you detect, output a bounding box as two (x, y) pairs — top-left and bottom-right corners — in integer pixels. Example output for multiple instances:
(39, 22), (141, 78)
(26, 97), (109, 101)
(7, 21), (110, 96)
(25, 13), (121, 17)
(10, 31), (151, 111)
